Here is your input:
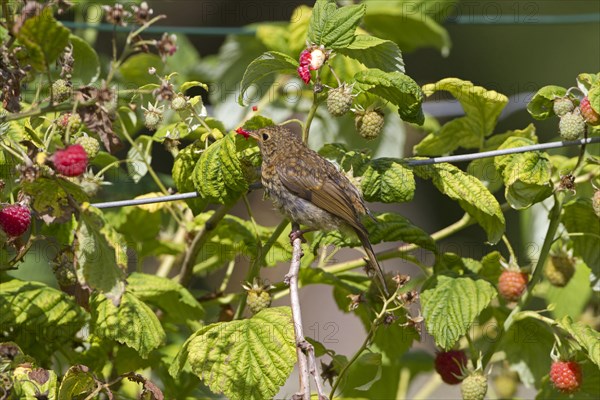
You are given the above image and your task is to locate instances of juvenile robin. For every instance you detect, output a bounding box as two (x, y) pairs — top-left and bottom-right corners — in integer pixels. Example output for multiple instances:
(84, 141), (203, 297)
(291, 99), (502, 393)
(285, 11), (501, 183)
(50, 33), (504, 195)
(246, 125), (389, 295)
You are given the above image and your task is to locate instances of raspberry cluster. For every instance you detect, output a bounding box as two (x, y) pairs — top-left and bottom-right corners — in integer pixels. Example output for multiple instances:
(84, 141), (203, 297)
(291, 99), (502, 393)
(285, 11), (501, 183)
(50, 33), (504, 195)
(434, 350), (468, 385)
(297, 47), (326, 84)
(498, 270), (528, 302)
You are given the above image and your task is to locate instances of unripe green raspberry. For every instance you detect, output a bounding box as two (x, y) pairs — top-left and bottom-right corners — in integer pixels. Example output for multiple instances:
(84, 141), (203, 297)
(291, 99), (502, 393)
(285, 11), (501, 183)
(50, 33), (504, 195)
(171, 94), (188, 111)
(461, 373), (488, 400)
(544, 254), (576, 287)
(52, 79), (71, 103)
(355, 110), (384, 140)
(593, 190), (600, 218)
(559, 111), (586, 141)
(75, 136), (100, 159)
(144, 109), (163, 130)
(243, 278), (273, 314)
(553, 97), (575, 117)
(327, 85), (353, 117)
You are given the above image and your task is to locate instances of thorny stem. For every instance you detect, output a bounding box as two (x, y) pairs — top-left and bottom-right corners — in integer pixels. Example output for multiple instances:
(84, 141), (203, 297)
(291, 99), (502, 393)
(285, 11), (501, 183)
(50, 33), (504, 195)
(287, 223), (311, 400)
(234, 219), (289, 319)
(178, 204), (234, 287)
(0, 102), (75, 123)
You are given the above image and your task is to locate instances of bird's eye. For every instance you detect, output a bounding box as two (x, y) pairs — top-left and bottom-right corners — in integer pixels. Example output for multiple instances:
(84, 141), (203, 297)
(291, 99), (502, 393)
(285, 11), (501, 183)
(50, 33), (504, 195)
(261, 132), (270, 141)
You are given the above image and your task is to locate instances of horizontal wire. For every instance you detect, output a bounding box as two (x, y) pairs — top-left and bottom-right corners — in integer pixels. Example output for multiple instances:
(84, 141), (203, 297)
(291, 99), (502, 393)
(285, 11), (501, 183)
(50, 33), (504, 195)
(90, 136), (600, 209)
(60, 13), (600, 36)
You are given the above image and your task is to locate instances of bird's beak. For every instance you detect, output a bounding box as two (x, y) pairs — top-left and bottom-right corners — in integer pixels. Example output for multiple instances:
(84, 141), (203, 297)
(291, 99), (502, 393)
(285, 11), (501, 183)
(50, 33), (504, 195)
(247, 130), (260, 141)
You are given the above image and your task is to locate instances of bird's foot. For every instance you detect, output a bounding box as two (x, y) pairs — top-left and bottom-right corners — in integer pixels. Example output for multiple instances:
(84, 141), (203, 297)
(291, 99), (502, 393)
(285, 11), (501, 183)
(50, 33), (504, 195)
(289, 229), (307, 244)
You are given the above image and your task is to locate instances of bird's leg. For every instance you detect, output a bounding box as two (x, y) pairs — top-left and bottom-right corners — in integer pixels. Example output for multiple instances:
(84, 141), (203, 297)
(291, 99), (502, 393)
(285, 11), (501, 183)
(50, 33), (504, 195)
(288, 227), (315, 245)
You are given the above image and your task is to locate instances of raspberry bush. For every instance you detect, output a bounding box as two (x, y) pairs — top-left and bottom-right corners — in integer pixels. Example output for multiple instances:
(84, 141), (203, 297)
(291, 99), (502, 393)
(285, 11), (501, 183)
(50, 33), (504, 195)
(1, 1), (599, 399)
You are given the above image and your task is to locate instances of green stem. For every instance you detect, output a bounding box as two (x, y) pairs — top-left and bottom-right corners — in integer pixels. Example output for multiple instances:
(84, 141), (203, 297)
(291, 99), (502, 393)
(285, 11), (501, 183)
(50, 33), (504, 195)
(501, 235), (518, 265)
(479, 193), (564, 368)
(303, 90), (320, 144)
(325, 213), (474, 275)
(117, 117), (169, 194)
(234, 219), (289, 319)
(396, 367), (411, 400)
(329, 293), (397, 398)
(0, 102), (75, 123)
(329, 325), (377, 398)
(218, 260), (237, 293)
(178, 204), (234, 287)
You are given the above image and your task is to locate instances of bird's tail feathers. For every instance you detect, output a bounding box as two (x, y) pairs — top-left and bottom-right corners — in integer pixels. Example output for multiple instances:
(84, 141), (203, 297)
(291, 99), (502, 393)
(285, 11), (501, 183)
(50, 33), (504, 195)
(356, 229), (389, 297)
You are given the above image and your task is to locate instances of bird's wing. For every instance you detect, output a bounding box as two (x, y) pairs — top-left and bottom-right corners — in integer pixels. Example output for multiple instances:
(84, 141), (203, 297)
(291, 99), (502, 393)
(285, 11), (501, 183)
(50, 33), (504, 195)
(276, 163), (362, 231)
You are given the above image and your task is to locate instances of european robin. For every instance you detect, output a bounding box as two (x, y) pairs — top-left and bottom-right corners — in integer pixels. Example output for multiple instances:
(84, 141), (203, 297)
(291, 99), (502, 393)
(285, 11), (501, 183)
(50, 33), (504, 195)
(245, 125), (389, 295)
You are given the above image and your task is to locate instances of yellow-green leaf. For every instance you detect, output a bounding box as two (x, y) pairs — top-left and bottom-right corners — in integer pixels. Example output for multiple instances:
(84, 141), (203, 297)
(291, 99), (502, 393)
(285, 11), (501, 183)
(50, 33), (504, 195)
(416, 78), (508, 155)
(559, 316), (600, 367)
(494, 136), (552, 209)
(360, 158), (415, 203)
(172, 307), (296, 400)
(421, 272), (496, 349)
(90, 292), (166, 358)
(17, 10), (70, 71)
(414, 162), (505, 244)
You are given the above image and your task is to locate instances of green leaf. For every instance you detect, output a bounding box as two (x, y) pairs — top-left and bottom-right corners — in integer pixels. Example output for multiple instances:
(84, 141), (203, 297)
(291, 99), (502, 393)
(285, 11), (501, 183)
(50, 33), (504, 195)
(58, 365), (96, 400)
(360, 158), (415, 203)
(363, 3), (451, 54)
(420, 272), (496, 349)
(494, 137), (553, 209)
(192, 132), (249, 204)
(354, 69), (424, 124)
(289, 6), (313, 55)
(17, 10), (70, 71)
(127, 272), (204, 322)
(119, 53), (164, 86)
(562, 198), (600, 277)
(341, 352), (382, 393)
(256, 23), (290, 54)
(0, 280), (87, 351)
(127, 135), (153, 183)
(308, 0), (366, 49)
(69, 35), (100, 84)
(559, 316), (600, 367)
(22, 177), (88, 219)
(238, 51), (298, 105)
(75, 207), (126, 305)
(183, 307), (296, 400)
(90, 292), (166, 358)
(319, 143), (371, 173)
(240, 115), (275, 131)
(337, 35), (404, 73)
(180, 80), (209, 93)
(526, 85), (567, 120)
(501, 318), (553, 388)
(545, 259), (591, 319)
(13, 365), (58, 399)
(312, 212), (436, 253)
(414, 163), (505, 244)
(172, 142), (208, 213)
(415, 79), (509, 155)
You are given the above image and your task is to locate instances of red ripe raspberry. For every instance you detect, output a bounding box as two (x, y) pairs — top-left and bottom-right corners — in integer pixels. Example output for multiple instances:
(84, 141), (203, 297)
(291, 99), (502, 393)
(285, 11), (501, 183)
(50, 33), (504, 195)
(299, 49), (312, 67)
(434, 350), (468, 385)
(53, 144), (88, 177)
(498, 270), (528, 302)
(0, 204), (31, 237)
(580, 96), (600, 126)
(297, 65), (311, 84)
(550, 360), (582, 393)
